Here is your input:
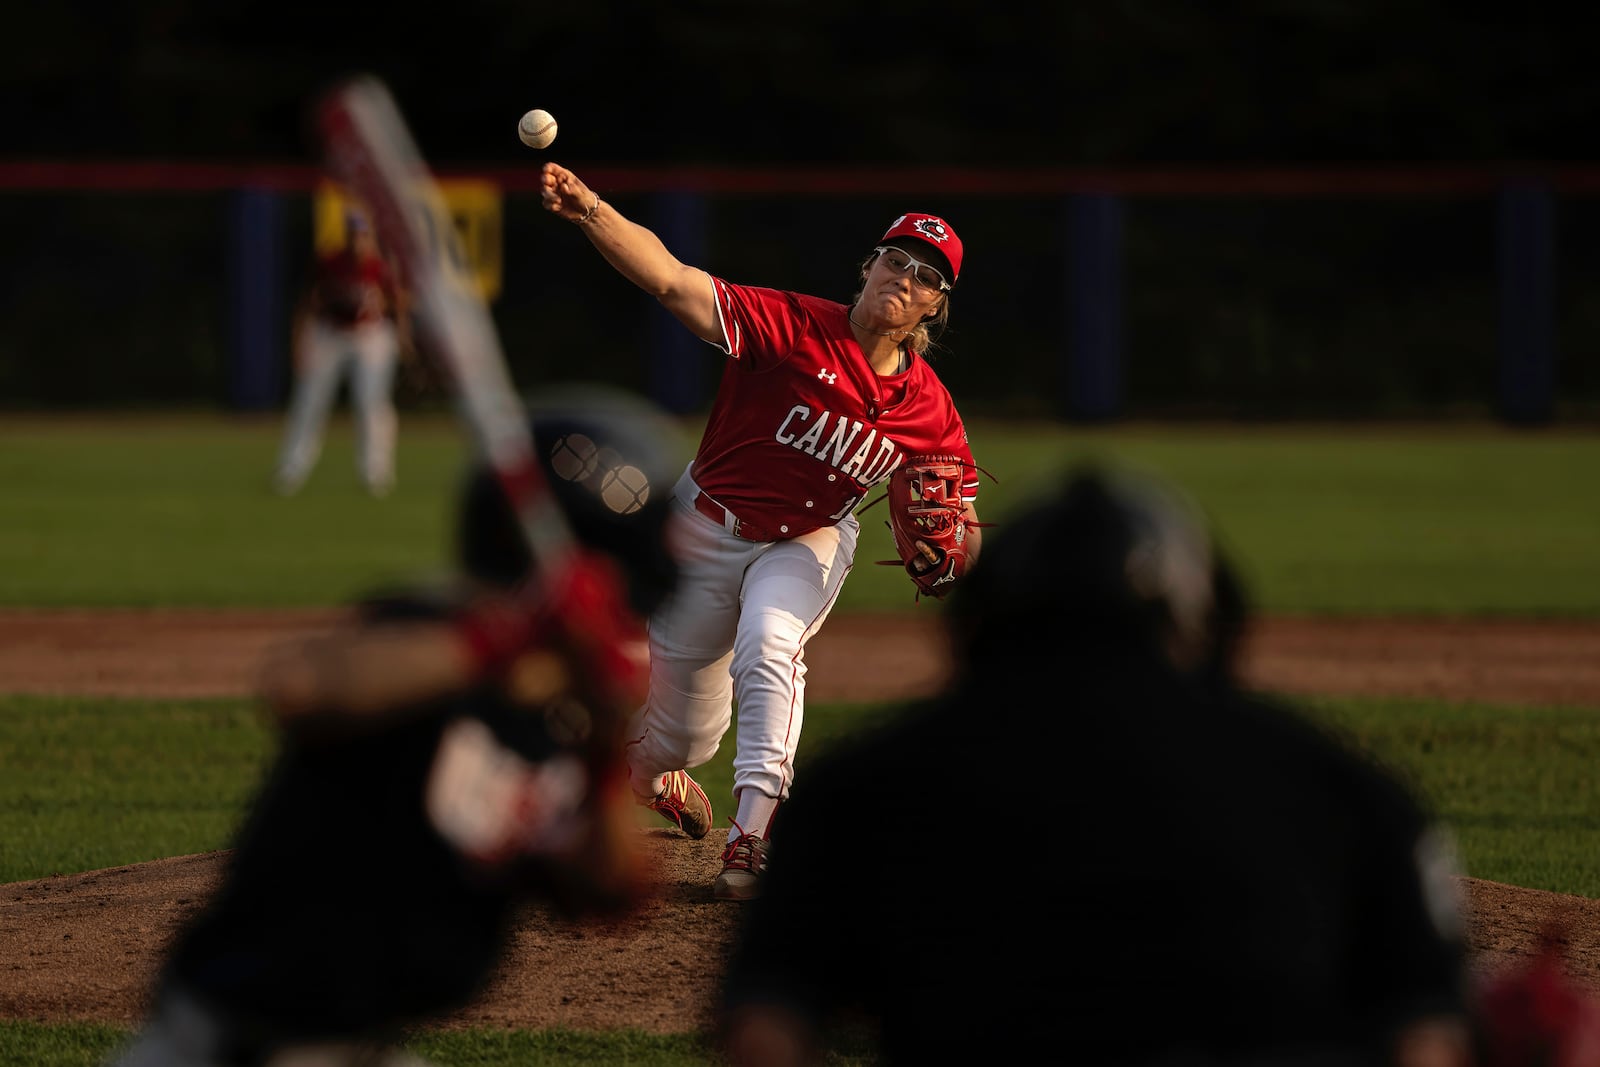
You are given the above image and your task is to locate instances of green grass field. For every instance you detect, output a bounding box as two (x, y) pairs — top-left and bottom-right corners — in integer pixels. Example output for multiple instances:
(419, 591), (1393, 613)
(3, 414), (1598, 1066)
(2, 414), (1598, 614)
(4, 693), (1597, 894)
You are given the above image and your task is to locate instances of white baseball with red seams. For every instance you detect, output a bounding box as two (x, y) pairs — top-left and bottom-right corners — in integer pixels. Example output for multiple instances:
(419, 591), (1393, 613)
(517, 109), (557, 149)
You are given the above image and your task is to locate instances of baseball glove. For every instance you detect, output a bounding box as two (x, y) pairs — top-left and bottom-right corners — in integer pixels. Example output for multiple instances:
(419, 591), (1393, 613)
(874, 455), (989, 601)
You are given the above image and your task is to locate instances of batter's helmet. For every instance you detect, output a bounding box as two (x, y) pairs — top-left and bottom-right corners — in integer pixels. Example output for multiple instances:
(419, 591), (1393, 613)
(457, 385), (686, 618)
(948, 462), (1245, 679)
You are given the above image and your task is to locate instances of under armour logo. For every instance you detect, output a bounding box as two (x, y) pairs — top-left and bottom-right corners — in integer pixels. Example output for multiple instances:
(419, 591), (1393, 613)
(817, 369), (838, 384)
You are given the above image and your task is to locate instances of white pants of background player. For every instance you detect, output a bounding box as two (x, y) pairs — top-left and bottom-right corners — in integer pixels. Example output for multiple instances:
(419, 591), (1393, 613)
(273, 318), (399, 496)
(625, 465), (859, 845)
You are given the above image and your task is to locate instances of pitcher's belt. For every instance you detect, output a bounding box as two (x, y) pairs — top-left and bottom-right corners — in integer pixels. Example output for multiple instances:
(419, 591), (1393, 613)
(693, 491), (771, 542)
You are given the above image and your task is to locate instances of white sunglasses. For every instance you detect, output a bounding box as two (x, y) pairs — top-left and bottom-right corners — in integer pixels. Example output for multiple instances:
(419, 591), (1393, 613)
(873, 246), (951, 293)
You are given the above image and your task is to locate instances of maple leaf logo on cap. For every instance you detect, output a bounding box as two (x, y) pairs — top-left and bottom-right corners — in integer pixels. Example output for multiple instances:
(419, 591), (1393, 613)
(913, 217), (951, 243)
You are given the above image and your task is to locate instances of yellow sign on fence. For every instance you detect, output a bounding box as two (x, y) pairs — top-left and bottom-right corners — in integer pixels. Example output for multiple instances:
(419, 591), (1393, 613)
(313, 178), (504, 302)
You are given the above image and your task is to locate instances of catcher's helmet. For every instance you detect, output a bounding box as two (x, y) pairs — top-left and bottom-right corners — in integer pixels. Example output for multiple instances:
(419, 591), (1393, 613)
(949, 462), (1244, 678)
(456, 385), (686, 618)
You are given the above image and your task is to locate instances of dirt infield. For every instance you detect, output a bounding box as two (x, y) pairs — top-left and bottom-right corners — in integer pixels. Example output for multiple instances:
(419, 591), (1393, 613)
(3, 609), (1600, 1035)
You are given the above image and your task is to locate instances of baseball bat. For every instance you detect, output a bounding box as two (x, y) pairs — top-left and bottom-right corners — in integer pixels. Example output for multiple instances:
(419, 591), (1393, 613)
(312, 80), (654, 915)
(313, 75), (647, 721)
(313, 75), (576, 575)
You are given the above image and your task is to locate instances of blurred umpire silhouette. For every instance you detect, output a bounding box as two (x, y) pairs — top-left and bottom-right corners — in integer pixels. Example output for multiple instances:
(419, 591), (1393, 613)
(719, 462), (1476, 1067)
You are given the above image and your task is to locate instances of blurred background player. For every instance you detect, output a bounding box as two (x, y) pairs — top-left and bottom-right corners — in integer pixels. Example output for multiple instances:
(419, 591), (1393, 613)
(108, 386), (684, 1067)
(273, 207), (412, 498)
(537, 161), (982, 901)
(718, 462), (1476, 1067)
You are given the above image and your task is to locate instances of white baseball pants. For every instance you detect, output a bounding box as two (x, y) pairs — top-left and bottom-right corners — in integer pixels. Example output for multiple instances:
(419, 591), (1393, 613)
(626, 465), (858, 831)
(274, 318), (399, 495)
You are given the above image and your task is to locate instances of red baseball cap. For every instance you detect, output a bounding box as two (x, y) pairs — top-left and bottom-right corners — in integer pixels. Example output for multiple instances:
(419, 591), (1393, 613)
(879, 213), (963, 284)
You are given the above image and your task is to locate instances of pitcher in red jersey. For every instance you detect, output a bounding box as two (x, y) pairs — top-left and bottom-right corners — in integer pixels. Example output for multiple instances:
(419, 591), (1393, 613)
(538, 163), (983, 900)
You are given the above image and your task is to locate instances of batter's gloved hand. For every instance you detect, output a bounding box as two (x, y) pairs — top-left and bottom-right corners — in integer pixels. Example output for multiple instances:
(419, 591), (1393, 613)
(456, 548), (649, 716)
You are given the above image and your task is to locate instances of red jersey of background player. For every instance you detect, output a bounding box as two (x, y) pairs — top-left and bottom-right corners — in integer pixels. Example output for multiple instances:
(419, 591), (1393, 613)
(310, 243), (398, 328)
(691, 279), (977, 538)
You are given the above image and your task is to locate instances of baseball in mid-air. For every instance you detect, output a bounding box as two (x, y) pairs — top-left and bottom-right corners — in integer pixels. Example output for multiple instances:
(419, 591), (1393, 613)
(517, 109), (558, 149)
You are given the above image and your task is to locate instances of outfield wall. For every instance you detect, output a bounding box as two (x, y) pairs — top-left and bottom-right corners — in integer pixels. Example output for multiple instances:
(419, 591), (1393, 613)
(2, 162), (1596, 423)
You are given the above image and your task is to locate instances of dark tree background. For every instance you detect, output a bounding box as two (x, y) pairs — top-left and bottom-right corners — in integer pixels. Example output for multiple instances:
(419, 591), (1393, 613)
(3, 2), (1588, 166)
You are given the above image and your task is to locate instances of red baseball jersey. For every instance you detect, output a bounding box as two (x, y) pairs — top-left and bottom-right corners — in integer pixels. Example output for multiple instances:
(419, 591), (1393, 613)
(312, 247), (397, 327)
(691, 279), (978, 540)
